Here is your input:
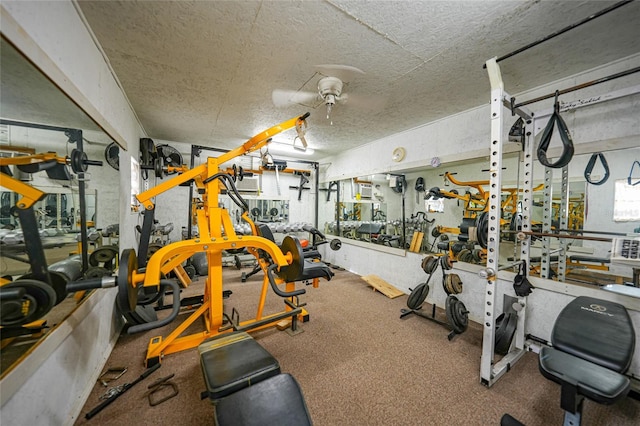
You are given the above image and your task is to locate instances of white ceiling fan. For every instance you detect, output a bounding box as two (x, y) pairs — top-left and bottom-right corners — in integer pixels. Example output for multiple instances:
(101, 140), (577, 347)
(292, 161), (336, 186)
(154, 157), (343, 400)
(272, 64), (382, 124)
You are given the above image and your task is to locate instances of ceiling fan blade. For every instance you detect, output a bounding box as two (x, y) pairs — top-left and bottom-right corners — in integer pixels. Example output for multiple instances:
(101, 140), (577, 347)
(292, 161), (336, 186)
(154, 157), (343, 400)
(315, 64), (365, 82)
(272, 89), (319, 107)
(339, 92), (386, 112)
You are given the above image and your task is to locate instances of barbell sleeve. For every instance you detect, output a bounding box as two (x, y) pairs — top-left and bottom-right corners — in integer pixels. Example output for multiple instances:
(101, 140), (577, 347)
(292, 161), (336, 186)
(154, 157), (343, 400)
(66, 276), (116, 292)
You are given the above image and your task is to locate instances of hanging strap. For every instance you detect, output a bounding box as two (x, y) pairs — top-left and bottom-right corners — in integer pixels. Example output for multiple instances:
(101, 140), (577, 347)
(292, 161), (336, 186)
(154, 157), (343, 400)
(513, 260), (534, 297)
(628, 160), (640, 186)
(584, 152), (610, 185)
(537, 92), (574, 168)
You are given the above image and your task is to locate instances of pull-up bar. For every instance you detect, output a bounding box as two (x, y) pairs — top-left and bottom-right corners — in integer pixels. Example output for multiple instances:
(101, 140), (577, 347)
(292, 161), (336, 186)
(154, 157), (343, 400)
(511, 65), (640, 110)
(483, 0), (634, 68)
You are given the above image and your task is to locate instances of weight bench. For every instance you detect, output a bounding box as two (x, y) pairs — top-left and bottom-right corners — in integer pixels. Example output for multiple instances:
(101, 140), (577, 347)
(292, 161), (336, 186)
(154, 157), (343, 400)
(257, 224), (333, 282)
(355, 222), (384, 241)
(538, 296), (636, 425)
(199, 331), (312, 425)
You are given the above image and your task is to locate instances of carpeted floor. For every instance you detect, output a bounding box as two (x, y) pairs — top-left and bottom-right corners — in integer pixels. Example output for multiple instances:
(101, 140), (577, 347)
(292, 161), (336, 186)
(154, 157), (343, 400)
(75, 267), (639, 425)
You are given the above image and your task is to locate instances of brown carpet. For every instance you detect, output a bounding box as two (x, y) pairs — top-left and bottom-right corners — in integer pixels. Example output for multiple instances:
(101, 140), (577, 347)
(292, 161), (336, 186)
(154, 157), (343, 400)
(75, 267), (639, 425)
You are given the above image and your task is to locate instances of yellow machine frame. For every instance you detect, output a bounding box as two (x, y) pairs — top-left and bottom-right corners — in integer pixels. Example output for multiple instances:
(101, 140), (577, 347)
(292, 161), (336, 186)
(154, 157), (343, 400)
(443, 172), (545, 218)
(133, 115), (312, 364)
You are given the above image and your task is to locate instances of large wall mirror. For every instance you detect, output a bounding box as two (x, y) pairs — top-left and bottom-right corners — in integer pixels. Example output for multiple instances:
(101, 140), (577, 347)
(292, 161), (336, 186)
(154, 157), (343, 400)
(320, 143), (639, 288)
(0, 37), (120, 376)
(320, 174), (406, 250)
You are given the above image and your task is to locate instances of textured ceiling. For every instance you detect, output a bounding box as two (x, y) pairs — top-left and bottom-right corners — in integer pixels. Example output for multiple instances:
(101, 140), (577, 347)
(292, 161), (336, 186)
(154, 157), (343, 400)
(7, 1), (640, 160)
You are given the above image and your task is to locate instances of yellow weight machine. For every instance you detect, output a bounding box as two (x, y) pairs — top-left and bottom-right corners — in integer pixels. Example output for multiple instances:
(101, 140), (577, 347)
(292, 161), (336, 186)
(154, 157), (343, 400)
(124, 114), (321, 365)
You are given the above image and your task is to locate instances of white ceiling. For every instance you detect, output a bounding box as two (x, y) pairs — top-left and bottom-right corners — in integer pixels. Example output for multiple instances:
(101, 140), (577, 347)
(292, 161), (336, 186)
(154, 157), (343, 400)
(11, 1), (640, 160)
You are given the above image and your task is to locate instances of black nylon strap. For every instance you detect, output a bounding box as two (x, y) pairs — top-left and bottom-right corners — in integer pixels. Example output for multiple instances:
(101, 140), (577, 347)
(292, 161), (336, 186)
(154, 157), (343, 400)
(584, 152), (610, 185)
(513, 260), (534, 297)
(537, 95), (574, 168)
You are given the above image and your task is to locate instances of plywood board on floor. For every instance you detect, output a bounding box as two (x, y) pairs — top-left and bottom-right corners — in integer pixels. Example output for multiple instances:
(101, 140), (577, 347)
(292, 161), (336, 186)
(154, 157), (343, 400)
(361, 275), (404, 299)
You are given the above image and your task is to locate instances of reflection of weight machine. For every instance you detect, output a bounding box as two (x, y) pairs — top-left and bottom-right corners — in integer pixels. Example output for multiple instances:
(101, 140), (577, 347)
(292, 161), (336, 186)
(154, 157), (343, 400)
(0, 143), (101, 334)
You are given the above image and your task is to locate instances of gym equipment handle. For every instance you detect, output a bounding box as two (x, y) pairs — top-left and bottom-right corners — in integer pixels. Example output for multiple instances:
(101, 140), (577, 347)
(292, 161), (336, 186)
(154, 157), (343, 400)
(85, 363), (160, 419)
(267, 264), (305, 298)
(127, 280), (181, 334)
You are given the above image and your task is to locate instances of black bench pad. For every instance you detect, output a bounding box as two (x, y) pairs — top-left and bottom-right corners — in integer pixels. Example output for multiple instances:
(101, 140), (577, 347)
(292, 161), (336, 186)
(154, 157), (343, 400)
(300, 259), (333, 281)
(215, 373), (312, 426)
(199, 332), (280, 401)
(356, 223), (384, 235)
(539, 347), (630, 405)
(552, 296), (635, 372)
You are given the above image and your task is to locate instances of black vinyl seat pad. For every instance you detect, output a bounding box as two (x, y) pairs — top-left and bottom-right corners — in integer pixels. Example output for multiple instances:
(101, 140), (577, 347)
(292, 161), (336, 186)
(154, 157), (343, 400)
(551, 296), (635, 372)
(215, 373), (312, 426)
(199, 332), (280, 400)
(539, 347), (630, 405)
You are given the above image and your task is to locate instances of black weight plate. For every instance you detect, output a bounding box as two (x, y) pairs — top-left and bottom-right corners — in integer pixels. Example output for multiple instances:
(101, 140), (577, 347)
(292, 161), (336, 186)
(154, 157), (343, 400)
(495, 313), (518, 356)
(183, 264), (196, 279)
(278, 236), (304, 282)
(452, 298), (468, 333)
(407, 282), (429, 310)
(154, 155), (164, 178)
(330, 239), (342, 251)
(445, 295), (468, 334)
(70, 149), (88, 173)
(117, 300), (158, 326)
(445, 295), (457, 330)
(457, 249), (471, 263)
(238, 166), (244, 181)
(85, 266), (111, 279)
(269, 207), (279, 216)
(472, 249), (483, 262)
(232, 164), (238, 182)
(421, 255), (438, 275)
(251, 207), (260, 217)
(18, 271), (68, 305)
(117, 248), (138, 313)
(476, 212), (489, 249)
(449, 274), (463, 294)
(440, 255), (453, 270)
(90, 247), (117, 266)
(443, 273), (452, 296)
(0, 279), (56, 326)
(146, 243), (163, 260)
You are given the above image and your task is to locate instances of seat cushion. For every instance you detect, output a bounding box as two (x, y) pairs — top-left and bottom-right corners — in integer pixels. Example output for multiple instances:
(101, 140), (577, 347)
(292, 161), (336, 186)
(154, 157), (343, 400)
(551, 296), (635, 372)
(215, 373), (312, 426)
(199, 332), (280, 401)
(300, 260), (333, 281)
(539, 347), (630, 405)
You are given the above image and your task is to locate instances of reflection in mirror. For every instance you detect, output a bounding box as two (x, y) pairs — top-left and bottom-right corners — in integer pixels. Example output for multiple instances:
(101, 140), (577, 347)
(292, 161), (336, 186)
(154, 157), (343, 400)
(526, 147), (640, 286)
(0, 38), (119, 375)
(322, 175), (406, 249)
(248, 199), (289, 223)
